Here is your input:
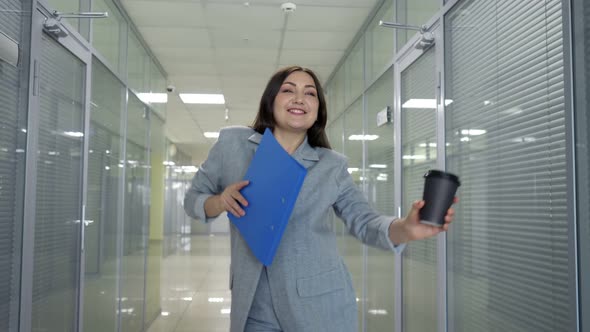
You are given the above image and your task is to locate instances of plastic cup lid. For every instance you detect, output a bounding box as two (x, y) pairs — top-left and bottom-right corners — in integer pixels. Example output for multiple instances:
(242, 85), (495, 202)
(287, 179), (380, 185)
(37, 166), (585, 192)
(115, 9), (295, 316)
(423, 169), (461, 186)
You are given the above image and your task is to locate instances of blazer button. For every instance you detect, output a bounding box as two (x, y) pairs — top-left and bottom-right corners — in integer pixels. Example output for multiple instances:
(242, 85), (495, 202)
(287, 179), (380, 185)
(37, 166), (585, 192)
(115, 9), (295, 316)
(281, 197), (285, 204)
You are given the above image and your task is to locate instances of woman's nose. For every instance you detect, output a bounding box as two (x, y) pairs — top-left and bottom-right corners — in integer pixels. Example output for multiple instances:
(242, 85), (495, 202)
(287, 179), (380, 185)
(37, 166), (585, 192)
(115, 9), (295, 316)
(293, 91), (304, 104)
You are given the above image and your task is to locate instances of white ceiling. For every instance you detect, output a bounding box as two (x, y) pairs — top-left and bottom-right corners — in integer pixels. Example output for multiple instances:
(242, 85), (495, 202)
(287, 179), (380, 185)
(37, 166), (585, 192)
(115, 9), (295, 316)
(120, 0), (381, 163)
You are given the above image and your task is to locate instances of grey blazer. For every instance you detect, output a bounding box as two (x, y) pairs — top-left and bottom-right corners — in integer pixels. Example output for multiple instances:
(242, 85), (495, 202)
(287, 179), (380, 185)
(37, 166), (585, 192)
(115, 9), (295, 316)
(184, 126), (403, 332)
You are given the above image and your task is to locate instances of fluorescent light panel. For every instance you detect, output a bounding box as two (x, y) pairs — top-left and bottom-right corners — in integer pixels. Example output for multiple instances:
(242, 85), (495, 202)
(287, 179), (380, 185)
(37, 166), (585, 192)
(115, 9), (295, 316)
(179, 93), (225, 104)
(137, 93), (168, 104)
(204, 132), (220, 138)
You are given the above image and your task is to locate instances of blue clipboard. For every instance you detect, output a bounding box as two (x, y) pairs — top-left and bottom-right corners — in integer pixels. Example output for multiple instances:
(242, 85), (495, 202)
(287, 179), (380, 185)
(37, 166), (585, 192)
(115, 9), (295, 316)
(228, 128), (307, 266)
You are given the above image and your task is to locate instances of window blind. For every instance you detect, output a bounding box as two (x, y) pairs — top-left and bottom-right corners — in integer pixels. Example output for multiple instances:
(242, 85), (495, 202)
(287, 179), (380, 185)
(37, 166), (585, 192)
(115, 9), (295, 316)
(400, 48), (438, 332)
(445, 0), (570, 331)
(32, 34), (85, 332)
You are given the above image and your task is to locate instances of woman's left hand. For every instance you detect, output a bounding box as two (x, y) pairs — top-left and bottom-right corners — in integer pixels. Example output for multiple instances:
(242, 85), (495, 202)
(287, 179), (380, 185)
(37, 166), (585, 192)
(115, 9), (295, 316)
(389, 197), (458, 245)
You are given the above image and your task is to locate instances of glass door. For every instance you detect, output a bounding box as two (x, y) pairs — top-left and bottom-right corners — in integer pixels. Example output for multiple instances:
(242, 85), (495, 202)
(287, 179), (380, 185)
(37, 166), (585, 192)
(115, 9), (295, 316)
(395, 29), (440, 332)
(25, 3), (91, 331)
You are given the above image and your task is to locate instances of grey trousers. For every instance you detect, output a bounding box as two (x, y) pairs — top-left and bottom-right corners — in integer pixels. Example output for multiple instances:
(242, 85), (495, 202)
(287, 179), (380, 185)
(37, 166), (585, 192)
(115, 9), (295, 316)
(244, 267), (283, 332)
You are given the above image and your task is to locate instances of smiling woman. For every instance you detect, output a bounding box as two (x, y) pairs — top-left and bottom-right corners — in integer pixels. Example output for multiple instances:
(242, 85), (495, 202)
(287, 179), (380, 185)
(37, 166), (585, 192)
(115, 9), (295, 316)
(183, 65), (458, 332)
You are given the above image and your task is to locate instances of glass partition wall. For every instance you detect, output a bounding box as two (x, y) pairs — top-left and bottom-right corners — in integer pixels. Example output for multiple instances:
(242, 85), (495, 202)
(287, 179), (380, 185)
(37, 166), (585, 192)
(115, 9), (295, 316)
(325, 0), (578, 331)
(340, 98), (366, 330)
(0, 0), (31, 331)
(83, 58), (124, 332)
(445, 1), (572, 331)
(365, 69), (395, 331)
(13, 0), (168, 331)
(400, 47), (438, 332)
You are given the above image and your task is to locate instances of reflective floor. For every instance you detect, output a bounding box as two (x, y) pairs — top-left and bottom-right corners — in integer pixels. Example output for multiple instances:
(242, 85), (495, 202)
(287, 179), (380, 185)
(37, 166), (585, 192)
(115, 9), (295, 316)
(147, 235), (232, 332)
(147, 234), (398, 332)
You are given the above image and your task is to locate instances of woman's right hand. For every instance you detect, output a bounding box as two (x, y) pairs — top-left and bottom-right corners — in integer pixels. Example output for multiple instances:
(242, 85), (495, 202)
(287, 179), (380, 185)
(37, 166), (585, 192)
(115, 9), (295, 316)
(218, 180), (250, 218)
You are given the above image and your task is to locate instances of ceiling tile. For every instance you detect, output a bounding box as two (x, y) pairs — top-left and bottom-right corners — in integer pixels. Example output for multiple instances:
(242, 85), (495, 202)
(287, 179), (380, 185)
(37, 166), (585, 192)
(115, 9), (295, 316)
(121, 0), (385, 161)
(212, 0), (378, 8)
(280, 0), (377, 6)
(151, 47), (215, 63)
(216, 63), (276, 77)
(121, 1), (207, 28)
(279, 49), (344, 66)
(139, 27), (211, 48)
(214, 48), (279, 64)
(168, 75), (223, 92)
(163, 62), (219, 76)
(282, 31), (351, 51)
(287, 6), (369, 32)
(204, 3), (286, 30)
(222, 86), (265, 103)
(220, 74), (270, 86)
(211, 28), (282, 49)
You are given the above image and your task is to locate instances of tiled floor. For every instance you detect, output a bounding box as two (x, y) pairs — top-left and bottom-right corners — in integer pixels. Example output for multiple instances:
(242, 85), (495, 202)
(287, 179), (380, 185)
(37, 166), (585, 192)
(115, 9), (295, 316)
(146, 234), (232, 332)
(145, 234), (400, 332)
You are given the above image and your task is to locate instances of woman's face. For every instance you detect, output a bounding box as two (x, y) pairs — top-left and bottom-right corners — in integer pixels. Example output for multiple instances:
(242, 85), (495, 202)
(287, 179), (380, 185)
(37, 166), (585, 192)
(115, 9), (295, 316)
(272, 71), (319, 135)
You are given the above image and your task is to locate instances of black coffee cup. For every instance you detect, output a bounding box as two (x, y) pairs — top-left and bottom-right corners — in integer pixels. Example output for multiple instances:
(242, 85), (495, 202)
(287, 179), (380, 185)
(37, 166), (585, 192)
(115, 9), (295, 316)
(419, 170), (460, 227)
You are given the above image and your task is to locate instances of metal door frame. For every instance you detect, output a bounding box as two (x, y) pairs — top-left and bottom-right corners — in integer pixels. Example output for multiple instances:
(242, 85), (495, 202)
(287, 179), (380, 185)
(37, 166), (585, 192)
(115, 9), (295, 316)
(20, 1), (92, 331)
(393, 20), (447, 332)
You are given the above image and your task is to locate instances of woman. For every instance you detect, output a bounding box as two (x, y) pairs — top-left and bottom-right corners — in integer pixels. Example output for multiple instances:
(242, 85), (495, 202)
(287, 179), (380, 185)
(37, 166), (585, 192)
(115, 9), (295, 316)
(184, 66), (456, 332)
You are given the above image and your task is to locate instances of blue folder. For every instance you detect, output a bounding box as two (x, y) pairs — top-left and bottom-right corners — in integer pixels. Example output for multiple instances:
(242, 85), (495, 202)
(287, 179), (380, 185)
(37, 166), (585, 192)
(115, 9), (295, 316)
(228, 128), (307, 266)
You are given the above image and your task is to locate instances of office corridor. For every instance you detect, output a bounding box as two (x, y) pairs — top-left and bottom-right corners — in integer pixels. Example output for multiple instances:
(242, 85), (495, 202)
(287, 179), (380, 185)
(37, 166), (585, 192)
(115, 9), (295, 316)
(2, 0), (589, 331)
(147, 235), (232, 332)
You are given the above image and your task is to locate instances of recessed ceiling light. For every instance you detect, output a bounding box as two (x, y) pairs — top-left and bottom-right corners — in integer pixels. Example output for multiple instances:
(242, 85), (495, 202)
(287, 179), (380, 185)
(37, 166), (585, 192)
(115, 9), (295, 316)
(179, 93), (225, 105)
(204, 132), (219, 138)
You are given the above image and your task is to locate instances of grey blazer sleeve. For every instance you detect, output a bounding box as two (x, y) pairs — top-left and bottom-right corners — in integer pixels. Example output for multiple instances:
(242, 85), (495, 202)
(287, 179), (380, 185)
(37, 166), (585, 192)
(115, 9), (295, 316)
(333, 159), (406, 254)
(183, 131), (225, 222)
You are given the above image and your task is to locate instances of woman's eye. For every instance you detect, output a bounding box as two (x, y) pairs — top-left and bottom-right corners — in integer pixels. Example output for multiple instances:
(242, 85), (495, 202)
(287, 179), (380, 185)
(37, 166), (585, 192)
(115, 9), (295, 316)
(282, 89), (293, 93)
(306, 92), (316, 97)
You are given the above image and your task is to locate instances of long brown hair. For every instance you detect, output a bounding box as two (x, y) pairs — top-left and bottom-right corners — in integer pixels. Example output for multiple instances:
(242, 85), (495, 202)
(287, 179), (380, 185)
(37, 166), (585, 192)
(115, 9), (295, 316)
(251, 66), (331, 149)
